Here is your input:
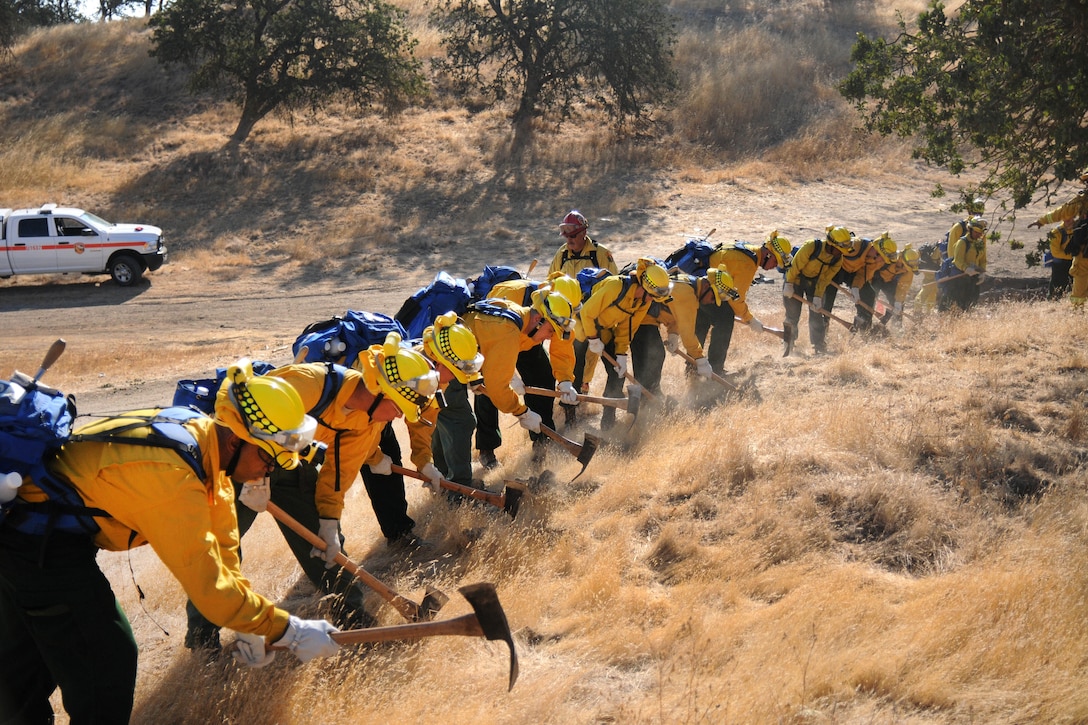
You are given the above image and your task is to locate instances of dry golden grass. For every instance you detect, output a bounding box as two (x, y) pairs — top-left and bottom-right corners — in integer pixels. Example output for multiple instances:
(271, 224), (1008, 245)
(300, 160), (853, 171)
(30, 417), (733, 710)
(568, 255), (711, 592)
(9, 4), (1085, 724)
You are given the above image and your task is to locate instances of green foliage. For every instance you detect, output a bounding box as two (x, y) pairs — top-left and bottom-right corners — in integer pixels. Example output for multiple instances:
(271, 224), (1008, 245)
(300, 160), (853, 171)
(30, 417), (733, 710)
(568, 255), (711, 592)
(840, 0), (1088, 209)
(430, 0), (678, 142)
(149, 0), (425, 143)
(0, 0), (81, 50)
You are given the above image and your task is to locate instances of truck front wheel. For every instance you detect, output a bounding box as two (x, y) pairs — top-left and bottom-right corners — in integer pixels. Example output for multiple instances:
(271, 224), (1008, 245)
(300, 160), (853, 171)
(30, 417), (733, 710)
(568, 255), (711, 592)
(109, 254), (145, 286)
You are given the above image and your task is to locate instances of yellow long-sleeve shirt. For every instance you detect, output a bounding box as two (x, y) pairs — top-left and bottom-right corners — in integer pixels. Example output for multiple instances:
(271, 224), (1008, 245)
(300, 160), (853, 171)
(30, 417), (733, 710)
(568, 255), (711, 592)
(1049, 226), (1075, 262)
(653, 275), (709, 359)
(875, 259), (916, 303)
(269, 363), (385, 520)
(839, 239), (885, 287)
(707, 245), (758, 322)
(578, 275), (652, 355)
(45, 413), (290, 641)
(786, 240), (843, 296)
(547, 237), (618, 277)
(1036, 190), (1088, 226)
(950, 234), (987, 273)
(463, 300), (538, 416)
(487, 279), (576, 384)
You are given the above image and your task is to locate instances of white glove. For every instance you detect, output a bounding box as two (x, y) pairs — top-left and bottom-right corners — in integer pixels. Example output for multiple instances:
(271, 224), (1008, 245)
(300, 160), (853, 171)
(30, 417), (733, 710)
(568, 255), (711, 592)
(893, 302), (904, 315)
(782, 282), (795, 299)
(965, 265), (980, 276)
(238, 478), (270, 513)
(587, 337), (605, 355)
(664, 333), (680, 353)
(509, 375), (525, 395)
(977, 272), (987, 283)
(232, 632), (275, 668)
(695, 357), (713, 379)
(850, 287), (861, 304)
(557, 381), (579, 406)
(368, 454), (393, 476)
(310, 518), (341, 567)
(748, 318), (763, 333)
(419, 462), (443, 494)
(812, 296), (823, 311)
(517, 409), (542, 433)
(274, 616), (340, 663)
(613, 354), (628, 378)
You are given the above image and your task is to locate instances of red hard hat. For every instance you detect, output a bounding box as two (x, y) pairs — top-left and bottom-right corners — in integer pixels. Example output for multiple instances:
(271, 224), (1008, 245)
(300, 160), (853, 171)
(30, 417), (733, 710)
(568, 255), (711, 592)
(560, 211), (588, 232)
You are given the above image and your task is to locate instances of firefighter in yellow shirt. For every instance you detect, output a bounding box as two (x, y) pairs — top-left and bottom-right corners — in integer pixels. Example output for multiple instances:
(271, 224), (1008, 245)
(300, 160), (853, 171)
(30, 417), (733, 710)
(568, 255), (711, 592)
(938, 217), (988, 312)
(631, 267), (739, 393)
(1030, 172), (1088, 304)
(1044, 218), (1076, 300)
(783, 226), (852, 355)
(579, 258), (672, 430)
(872, 244), (918, 325)
(548, 210), (619, 426)
(465, 293), (576, 469)
(1, 363), (340, 724)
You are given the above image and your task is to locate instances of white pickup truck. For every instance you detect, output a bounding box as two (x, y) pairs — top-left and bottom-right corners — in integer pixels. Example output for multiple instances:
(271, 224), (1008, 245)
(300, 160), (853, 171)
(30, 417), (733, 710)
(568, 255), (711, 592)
(0, 203), (167, 286)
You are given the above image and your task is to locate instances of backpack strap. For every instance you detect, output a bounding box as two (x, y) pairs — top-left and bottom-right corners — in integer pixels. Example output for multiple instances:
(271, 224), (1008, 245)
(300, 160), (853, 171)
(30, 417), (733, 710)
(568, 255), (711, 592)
(466, 299), (526, 328)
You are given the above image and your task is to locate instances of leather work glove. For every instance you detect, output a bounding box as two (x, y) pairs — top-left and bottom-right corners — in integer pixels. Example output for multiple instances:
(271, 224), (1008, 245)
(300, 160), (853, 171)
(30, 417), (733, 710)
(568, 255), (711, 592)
(274, 616), (340, 663)
(965, 265), (981, 277)
(695, 357), (713, 379)
(977, 272), (987, 283)
(850, 287), (861, 304)
(1028, 220), (1043, 229)
(613, 354), (629, 379)
(232, 632), (275, 669)
(310, 518), (341, 567)
(557, 381), (579, 406)
(748, 318), (764, 333)
(587, 337), (605, 355)
(812, 296), (823, 311)
(665, 333), (681, 353)
(517, 409), (542, 433)
(419, 463), (443, 494)
(782, 282), (795, 299)
(238, 477), (270, 513)
(509, 375), (525, 396)
(368, 454), (393, 476)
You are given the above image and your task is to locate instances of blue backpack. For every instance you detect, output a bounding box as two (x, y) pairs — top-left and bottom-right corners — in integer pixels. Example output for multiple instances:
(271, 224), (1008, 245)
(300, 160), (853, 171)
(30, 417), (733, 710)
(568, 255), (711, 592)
(292, 311), (406, 367)
(576, 267), (611, 301)
(664, 239), (719, 276)
(470, 265), (524, 302)
(174, 360), (277, 415)
(394, 271), (474, 340)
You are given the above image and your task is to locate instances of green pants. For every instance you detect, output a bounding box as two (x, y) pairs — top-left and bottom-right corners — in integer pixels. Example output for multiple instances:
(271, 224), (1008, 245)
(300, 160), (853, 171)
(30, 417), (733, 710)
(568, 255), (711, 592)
(0, 526), (138, 724)
(432, 380), (476, 486)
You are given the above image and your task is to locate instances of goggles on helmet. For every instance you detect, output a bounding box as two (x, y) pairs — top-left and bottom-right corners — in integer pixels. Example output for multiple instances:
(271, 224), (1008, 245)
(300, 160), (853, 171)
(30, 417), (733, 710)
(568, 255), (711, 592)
(381, 357), (440, 408)
(429, 326), (483, 376)
(560, 223), (585, 238)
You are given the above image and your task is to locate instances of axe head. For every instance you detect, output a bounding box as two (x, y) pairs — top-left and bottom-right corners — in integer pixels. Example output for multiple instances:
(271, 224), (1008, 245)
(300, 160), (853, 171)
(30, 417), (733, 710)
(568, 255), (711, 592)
(502, 479), (530, 519)
(570, 433), (599, 482)
(418, 586), (449, 622)
(459, 582), (519, 691)
(782, 321), (795, 357)
(625, 385), (642, 419)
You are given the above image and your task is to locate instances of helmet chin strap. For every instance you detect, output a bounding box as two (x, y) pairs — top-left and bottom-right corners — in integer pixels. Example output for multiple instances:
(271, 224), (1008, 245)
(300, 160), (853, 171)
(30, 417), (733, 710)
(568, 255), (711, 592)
(366, 391), (386, 418)
(225, 438), (245, 479)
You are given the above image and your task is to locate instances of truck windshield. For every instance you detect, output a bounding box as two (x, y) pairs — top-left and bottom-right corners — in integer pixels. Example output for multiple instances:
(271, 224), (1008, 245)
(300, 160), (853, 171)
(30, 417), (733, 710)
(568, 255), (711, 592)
(78, 211), (111, 227)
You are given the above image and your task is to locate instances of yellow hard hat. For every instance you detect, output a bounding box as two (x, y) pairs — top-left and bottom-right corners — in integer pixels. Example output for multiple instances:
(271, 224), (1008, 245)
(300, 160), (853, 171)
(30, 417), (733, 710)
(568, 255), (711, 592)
(215, 358), (317, 471)
(968, 197), (986, 215)
(765, 230), (793, 268)
(372, 333), (439, 422)
(902, 246), (920, 274)
(873, 233), (897, 264)
(968, 216), (987, 232)
(545, 273), (584, 312)
(1079, 169), (1088, 183)
(423, 311), (483, 384)
(826, 225), (853, 249)
(706, 265), (739, 306)
(635, 258), (673, 301)
(531, 289), (577, 340)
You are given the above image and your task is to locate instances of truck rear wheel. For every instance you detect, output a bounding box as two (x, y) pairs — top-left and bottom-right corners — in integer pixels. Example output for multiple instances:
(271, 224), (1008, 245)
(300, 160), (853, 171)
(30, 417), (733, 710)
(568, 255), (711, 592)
(109, 254), (145, 286)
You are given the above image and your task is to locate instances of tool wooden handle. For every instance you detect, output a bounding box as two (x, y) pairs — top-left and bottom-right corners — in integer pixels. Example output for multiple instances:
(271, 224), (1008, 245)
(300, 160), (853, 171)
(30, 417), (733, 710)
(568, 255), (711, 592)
(670, 348), (738, 390)
(522, 386), (627, 409)
(789, 294), (853, 330)
(326, 614), (483, 645)
(33, 339), (66, 382)
(919, 272), (968, 288)
(835, 283), (883, 319)
(390, 464), (505, 509)
(537, 424), (579, 456)
(266, 502), (420, 622)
